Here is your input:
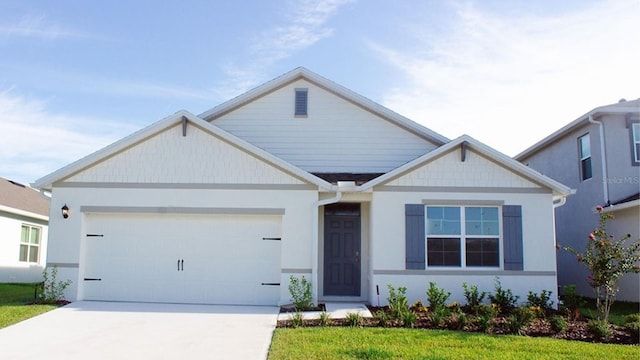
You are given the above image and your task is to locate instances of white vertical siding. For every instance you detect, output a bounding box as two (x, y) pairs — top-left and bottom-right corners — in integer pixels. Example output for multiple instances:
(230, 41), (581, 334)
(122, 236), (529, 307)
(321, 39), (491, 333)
(212, 79), (439, 173)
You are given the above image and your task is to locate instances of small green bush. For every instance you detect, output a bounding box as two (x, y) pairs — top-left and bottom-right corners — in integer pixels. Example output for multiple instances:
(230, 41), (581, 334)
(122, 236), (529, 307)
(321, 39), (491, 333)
(549, 315), (568, 333)
(488, 277), (519, 314)
(318, 311), (331, 327)
(623, 313), (640, 323)
(623, 313), (640, 338)
(587, 319), (612, 339)
(290, 311), (305, 328)
(387, 285), (409, 320)
(476, 314), (493, 333)
(462, 282), (486, 312)
(346, 312), (364, 327)
(429, 306), (450, 328)
(288, 276), (313, 311)
(526, 290), (554, 314)
(401, 310), (416, 328)
(373, 309), (389, 327)
(40, 266), (72, 304)
(426, 282), (451, 311)
(445, 311), (467, 330)
(506, 307), (535, 335)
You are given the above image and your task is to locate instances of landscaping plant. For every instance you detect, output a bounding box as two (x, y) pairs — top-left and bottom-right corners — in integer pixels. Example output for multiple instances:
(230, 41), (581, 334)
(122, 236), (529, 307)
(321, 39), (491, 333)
(462, 282), (486, 313)
(562, 205), (640, 323)
(39, 265), (72, 304)
(288, 275), (313, 311)
(386, 285), (409, 319)
(560, 284), (584, 320)
(426, 281), (450, 311)
(488, 277), (519, 314)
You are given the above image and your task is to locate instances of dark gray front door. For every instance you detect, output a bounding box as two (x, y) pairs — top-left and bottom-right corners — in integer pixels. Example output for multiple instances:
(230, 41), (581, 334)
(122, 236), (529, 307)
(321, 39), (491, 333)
(323, 203), (361, 296)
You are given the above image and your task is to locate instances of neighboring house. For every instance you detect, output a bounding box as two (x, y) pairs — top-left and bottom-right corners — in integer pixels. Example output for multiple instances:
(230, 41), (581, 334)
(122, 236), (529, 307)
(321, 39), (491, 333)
(0, 177), (49, 283)
(33, 68), (572, 306)
(516, 99), (640, 302)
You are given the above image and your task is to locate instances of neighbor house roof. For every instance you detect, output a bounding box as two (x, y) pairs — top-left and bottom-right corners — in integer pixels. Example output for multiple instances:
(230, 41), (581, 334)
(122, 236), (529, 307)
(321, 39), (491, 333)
(362, 135), (574, 199)
(0, 177), (50, 218)
(31, 111), (335, 191)
(198, 67), (450, 146)
(515, 98), (640, 160)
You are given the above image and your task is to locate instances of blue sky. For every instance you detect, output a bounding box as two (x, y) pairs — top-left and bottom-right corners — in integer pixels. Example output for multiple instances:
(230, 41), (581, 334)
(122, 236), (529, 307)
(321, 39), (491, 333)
(1, 0), (638, 185)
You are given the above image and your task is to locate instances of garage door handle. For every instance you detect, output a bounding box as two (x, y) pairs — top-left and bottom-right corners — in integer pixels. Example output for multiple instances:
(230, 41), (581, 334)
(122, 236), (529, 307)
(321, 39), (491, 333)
(181, 259), (184, 271)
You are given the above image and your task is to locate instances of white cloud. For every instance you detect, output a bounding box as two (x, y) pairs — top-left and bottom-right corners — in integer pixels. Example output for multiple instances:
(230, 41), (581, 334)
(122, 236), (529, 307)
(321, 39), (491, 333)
(373, 0), (640, 156)
(214, 0), (354, 99)
(0, 90), (138, 184)
(0, 14), (100, 40)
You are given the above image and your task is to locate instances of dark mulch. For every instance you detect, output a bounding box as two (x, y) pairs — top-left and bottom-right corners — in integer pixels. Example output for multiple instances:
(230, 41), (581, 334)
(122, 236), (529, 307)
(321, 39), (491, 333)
(277, 305), (639, 345)
(279, 303), (326, 313)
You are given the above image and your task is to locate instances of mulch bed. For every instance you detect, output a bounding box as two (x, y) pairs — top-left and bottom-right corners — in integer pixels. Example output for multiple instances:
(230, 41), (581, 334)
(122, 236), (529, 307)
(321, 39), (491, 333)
(277, 305), (639, 345)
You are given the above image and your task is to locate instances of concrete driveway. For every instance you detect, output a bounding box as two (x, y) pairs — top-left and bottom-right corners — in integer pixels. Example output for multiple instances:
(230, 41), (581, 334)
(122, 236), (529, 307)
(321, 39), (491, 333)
(0, 301), (279, 360)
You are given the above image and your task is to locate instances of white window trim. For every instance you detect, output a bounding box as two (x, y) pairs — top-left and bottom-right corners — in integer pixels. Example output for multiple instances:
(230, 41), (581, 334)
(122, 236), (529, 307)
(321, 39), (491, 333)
(19, 224), (41, 263)
(425, 205), (503, 270)
(632, 123), (640, 164)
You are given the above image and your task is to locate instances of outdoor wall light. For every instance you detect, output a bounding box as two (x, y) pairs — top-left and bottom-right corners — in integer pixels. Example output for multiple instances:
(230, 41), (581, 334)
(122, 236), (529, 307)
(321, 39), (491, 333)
(61, 204), (70, 219)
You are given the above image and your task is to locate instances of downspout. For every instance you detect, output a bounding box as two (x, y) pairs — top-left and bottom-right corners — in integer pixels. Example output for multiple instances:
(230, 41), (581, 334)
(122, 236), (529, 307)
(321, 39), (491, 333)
(588, 115), (609, 205)
(311, 188), (342, 304)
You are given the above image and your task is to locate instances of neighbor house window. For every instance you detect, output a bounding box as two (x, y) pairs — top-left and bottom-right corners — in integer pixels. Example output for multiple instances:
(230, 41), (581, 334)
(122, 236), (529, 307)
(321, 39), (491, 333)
(578, 134), (592, 181)
(19, 224), (41, 263)
(294, 88), (308, 116)
(632, 123), (640, 165)
(426, 206), (500, 267)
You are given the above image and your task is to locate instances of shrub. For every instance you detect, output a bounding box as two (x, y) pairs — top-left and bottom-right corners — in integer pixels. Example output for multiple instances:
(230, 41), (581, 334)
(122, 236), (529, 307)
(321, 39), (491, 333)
(560, 284), (584, 320)
(549, 315), (568, 333)
(346, 312), (364, 327)
(401, 310), (416, 328)
(506, 307), (535, 335)
(623, 313), (640, 338)
(40, 265), (72, 304)
(462, 282), (486, 311)
(429, 306), (450, 328)
(587, 319), (612, 339)
(290, 311), (305, 328)
(288, 276), (313, 311)
(476, 314), (493, 333)
(526, 290), (554, 314)
(387, 285), (409, 320)
(426, 281), (451, 311)
(488, 277), (519, 314)
(318, 311), (331, 327)
(373, 310), (389, 327)
(445, 311), (467, 331)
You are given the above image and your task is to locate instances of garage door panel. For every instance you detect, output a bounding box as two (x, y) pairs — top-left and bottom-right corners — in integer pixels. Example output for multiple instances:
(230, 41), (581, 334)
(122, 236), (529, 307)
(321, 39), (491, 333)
(83, 213), (281, 305)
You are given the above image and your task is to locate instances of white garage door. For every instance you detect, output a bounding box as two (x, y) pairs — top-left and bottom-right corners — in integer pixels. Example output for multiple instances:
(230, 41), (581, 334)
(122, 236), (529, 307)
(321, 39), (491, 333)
(82, 213), (281, 305)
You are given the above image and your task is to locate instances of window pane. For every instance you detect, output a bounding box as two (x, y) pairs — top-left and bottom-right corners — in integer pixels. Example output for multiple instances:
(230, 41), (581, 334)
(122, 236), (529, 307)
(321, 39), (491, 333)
(29, 246), (39, 262)
(30, 227), (40, 244)
(633, 123), (640, 141)
(466, 238), (499, 267)
(427, 207), (460, 235)
(635, 143), (640, 162)
(19, 245), (28, 262)
(21, 226), (29, 243)
(427, 238), (460, 267)
(579, 135), (590, 158)
(582, 157), (592, 180)
(465, 207), (499, 235)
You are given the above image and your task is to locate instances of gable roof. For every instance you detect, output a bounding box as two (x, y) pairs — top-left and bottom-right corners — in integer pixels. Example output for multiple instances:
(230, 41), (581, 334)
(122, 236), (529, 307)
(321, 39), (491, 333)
(0, 177), (50, 218)
(199, 67), (449, 146)
(362, 135), (574, 199)
(515, 98), (640, 160)
(32, 111), (334, 191)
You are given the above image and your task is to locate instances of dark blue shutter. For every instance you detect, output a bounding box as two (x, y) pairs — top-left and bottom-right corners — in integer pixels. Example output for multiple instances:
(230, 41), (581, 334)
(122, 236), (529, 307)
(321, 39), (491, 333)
(503, 205), (523, 270)
(295, 90), (308, 115)
(405, 204), (425, 269)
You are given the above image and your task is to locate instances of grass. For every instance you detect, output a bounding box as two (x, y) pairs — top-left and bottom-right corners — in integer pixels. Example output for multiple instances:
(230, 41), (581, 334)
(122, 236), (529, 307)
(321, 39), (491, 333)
(268, 327), (639, 360)
(0, 283), (57, 329)
(578, 297), (640, 326)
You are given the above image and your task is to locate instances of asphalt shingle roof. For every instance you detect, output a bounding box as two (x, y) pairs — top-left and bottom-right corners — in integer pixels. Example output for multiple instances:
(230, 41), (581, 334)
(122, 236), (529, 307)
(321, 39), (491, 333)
(0, 177), (50, 217)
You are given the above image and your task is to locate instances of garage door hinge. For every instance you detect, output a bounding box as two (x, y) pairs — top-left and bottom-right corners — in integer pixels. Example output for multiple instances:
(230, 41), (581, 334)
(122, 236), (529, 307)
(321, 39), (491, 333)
(86, 234), (104, 237)
(84, 278), (102, 281)
(262, 237), (281, 241)
(261, 282), (280, 286)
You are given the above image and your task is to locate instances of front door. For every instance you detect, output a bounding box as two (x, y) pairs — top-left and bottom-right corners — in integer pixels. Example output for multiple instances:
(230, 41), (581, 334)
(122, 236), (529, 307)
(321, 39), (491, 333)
(323, 203), (361, 296)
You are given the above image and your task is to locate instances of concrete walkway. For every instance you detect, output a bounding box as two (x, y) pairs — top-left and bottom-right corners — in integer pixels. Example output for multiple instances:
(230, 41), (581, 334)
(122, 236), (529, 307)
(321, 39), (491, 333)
(0, 301), (279, 360)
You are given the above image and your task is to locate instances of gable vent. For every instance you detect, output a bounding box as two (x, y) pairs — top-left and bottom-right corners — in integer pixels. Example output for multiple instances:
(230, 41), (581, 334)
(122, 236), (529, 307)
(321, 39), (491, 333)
(294, 88), (308, 116)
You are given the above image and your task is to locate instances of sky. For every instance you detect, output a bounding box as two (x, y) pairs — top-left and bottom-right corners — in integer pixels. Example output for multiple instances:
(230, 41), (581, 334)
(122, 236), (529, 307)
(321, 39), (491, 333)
(1, 0), (639, 185)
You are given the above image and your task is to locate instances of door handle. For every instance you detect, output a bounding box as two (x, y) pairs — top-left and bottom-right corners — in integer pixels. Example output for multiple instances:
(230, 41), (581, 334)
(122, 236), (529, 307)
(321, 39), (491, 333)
(181, 259), (184, 271)
(178, 259), (180, 271)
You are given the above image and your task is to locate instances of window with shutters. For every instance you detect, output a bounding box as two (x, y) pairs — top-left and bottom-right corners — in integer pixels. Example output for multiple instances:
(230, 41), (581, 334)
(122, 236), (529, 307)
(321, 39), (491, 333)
(294, 88), (308, 116)
(426, 206), (500, 268)
(19, 224), (41, 263)
(578, 134), (592, 181)
(631, 122), (640, 165)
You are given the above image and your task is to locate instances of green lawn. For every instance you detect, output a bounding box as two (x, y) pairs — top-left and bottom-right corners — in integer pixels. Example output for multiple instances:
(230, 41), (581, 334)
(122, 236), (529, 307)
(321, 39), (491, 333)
(268, 327), (639, 360)
(578, 298), (640, 326)
(0, 283), (57, 329)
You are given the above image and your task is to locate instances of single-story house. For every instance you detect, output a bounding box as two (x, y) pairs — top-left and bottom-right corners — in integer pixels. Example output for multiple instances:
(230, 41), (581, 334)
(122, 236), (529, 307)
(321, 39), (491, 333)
(33, 67), (572, 306)
(0, 177), (49, 283)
